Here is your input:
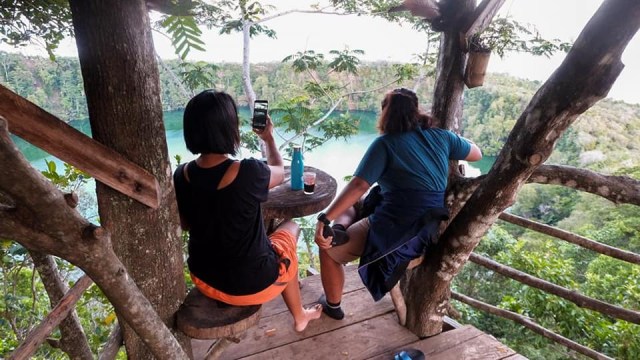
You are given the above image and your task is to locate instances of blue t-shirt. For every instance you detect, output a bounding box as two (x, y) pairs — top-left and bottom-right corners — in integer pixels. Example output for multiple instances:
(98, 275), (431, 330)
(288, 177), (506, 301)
(354, 128), (471, 193)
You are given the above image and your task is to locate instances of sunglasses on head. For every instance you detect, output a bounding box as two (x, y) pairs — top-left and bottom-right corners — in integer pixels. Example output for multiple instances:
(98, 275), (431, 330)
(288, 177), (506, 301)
(392, 88), (416, 96)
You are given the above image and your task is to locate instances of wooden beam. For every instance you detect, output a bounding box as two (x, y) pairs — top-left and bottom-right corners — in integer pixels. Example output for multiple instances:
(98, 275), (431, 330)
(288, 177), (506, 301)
(9, 275), (93, 360)
(469, 253), (640, 325)
(499, 212), (640, 265)
(461, 0), (506, 47)
(0, 85), (160, 208)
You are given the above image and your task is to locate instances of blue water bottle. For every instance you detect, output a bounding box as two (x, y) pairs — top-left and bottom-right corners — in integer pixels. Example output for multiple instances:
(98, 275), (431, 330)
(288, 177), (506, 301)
(291, 145), (304, 191)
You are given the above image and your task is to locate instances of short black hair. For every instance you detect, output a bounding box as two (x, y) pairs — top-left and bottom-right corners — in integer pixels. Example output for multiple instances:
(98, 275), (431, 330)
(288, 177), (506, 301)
(183, 89), (240, 155)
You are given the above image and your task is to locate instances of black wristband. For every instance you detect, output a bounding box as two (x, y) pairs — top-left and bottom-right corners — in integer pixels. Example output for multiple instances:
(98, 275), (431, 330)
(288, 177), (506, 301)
(317, 212), (331, 226)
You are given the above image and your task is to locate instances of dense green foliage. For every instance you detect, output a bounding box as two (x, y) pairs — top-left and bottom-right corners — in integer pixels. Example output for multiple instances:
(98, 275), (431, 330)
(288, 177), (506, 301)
(1, 50), (639, 359)
(455, 75), (640, 359)
(3, 50), (638, 166)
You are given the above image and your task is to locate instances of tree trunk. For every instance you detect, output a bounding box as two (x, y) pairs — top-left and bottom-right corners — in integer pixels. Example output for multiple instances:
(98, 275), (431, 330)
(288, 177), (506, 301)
(430, 0), (475, 132)
(402, 0), (476, 333)
(67, 1), (190, 358)
(242, 21), (256, 106)
(405, 0), (640, 337)
(30, 252), (93, 360)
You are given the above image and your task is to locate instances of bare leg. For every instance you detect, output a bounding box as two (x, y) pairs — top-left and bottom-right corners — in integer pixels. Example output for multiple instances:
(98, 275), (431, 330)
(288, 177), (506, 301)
(321, 205), (357, 304)
(281, 274), (322, 332)
(319, 249), (345, 304)
(277, 220), (322, 332)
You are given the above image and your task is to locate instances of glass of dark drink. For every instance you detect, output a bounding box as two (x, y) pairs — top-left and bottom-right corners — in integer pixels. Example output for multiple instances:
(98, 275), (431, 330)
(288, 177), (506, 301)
(303, 172), (316, 194)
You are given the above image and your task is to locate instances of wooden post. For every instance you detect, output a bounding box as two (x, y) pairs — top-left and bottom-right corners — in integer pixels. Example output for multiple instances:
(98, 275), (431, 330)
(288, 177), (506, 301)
(0, 86), (160, 208)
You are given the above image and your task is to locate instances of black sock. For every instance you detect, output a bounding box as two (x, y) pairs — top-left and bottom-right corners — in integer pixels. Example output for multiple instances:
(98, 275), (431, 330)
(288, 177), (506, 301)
(326, 299), (341, 308)
(318, 294), (345, 320)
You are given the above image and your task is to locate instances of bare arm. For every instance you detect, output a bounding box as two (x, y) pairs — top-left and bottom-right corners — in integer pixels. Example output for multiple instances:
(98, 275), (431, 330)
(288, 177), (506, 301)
(466, 143), (483, 162)
(323, 176), (371, 221)
(254, 115), (284, 188)
(462, 137), (483, 162)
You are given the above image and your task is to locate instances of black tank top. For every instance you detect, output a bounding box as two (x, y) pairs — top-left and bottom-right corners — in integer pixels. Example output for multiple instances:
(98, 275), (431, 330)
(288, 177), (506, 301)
(174, 158), (278, 295)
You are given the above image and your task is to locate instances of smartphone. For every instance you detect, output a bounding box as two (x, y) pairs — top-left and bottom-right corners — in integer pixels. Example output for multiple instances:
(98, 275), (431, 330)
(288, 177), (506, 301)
(252, 100), (268, 129)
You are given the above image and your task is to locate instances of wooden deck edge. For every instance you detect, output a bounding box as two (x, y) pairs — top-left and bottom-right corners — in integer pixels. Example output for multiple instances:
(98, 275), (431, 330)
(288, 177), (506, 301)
(443, 315), (463, 330)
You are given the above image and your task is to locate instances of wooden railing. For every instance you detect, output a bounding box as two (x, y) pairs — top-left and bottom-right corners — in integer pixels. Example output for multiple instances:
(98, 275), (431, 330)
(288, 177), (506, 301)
(452, 211), (639, 360)
(9, 276), (94, 360)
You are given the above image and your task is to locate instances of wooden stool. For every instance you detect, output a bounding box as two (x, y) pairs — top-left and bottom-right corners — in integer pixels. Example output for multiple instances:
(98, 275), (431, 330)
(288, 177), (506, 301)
(177, 288), (261, 359)
(390, 255), (424, 326)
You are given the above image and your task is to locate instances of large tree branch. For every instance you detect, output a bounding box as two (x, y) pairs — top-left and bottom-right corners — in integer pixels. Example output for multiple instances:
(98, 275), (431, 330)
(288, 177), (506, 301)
(446, 161), (640, 224)
(446, 162), (640, 220)
(406, 0), (640, 336)
(530, 164), (640, 205)
(431, 0), (476, 130)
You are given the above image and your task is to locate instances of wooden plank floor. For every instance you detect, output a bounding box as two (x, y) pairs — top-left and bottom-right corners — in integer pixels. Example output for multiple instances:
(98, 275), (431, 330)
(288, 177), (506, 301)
(191, 265), (524, 360)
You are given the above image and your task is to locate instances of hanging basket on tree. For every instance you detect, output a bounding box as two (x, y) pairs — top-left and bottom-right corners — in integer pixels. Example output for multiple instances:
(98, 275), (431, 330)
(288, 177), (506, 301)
(464, 35), (491, 89)
(464, 49), (491, 88)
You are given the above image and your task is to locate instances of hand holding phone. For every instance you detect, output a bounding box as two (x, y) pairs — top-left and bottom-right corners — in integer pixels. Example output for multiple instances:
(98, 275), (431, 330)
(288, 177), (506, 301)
(252, 100), (268, 129)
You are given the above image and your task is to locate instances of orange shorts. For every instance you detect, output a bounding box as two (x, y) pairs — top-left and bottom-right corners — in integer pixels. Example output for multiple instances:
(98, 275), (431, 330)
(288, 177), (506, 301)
(191, 228), (298, 306)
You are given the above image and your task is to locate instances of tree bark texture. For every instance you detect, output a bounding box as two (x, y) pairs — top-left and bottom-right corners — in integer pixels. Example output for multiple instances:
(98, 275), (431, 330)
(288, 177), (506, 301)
(529, 164), (640, 206)
(30, 252), (93, 360)
(0, 117), (189, 359)
(430, 0), (476, 131)
(68, 1), (189, 358)
(447, 162), (640, 217)
(406, 0), (640, 337)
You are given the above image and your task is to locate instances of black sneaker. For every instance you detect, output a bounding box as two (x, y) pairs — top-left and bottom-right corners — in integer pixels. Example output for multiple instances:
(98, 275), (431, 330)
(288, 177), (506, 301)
(318, 294), (345, 320)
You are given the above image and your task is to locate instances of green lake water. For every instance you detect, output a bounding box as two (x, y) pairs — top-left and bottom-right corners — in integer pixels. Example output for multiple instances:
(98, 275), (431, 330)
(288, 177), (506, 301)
(18, 108), (493, 195)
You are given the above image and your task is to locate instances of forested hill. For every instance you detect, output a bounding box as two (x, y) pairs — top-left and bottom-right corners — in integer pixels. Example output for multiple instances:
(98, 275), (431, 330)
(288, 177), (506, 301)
(1, 50), (638, 168)
(2, 51), (640, 359)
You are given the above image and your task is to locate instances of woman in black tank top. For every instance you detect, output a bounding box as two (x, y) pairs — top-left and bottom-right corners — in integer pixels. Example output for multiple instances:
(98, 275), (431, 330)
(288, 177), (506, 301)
(174, 90), (322, 332)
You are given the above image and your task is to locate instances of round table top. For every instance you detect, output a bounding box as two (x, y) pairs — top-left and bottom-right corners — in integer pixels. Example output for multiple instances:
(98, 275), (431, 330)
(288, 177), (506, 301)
(262, 166), (337, 220)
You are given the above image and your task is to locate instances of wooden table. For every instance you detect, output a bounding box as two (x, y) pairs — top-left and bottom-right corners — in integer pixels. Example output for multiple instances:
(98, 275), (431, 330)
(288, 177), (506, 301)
(262, 166), (337, 230)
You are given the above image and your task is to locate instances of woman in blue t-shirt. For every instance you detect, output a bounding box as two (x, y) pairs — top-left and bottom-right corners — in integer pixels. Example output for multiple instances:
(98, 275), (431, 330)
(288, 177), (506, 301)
(314, 88), (482, 319)
(174, 90), (321, 332)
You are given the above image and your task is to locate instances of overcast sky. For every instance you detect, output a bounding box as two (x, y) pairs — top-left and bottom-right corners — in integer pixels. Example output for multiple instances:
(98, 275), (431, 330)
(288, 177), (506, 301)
(4, 0), (639, 104)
